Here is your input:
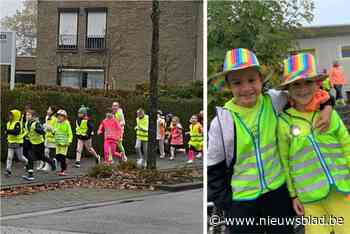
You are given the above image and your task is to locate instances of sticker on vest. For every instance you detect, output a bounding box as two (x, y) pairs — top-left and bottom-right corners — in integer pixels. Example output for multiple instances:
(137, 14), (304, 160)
(290, 125), (301, 136)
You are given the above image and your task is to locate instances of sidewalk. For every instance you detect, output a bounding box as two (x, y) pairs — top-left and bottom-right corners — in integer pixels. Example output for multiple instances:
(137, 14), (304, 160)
(1, 187), (163, 217)
(1, 153), (203, 188)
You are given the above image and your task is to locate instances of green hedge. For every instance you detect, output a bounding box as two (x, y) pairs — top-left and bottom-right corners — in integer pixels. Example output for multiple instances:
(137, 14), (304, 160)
(1, 86), (202, 161)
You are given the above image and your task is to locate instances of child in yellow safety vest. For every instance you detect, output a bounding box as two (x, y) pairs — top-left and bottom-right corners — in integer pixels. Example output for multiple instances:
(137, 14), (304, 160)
(277, 53), (350, 234)
(207, 48), (333, 234)
(23, 109), (57, 181)
(135, 108), (149, 168)
(186, 114), (203, 164)
(37, 106), (57, 171)
(5, 109), (28, 176)
(74, 105), (101, 168)
(112, 102), (127, 160)
(54, 109), (73, 176)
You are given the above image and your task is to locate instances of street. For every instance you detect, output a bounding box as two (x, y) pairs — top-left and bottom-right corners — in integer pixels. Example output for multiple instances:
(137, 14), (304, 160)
(1, 189), (203, 234)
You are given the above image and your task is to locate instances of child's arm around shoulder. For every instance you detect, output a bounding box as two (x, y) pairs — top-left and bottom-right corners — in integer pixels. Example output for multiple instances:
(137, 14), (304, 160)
(266, 89), (288, 113)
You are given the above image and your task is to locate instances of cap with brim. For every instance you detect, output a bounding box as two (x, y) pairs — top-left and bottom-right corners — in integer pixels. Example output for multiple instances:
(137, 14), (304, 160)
(208, 48), (261, 92)
(278, 53), (327, 90)
(57, 109), (67, 117)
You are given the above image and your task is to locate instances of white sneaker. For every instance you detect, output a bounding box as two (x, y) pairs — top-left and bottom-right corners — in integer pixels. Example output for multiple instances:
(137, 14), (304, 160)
(178, 148), (186, 153)
(137, 158), (144, 168)
(41, 163), (51, 172)
(186, 160), (194, 164)
(160, 154), (165, 159)
(169, 156), (175, 160)
(196, 153), (202, 159)
(122, 153), (128, 162)
(36, 161), (44, 170)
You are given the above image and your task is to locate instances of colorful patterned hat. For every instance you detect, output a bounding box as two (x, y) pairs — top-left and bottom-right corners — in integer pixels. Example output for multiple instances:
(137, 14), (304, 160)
(208, 48), (260, 92)
(279, 53), (327, 89)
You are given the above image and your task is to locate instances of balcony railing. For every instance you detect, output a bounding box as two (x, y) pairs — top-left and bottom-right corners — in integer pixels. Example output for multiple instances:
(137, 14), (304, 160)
(86, 34), (105, 49)
(58, 34), (77, 49)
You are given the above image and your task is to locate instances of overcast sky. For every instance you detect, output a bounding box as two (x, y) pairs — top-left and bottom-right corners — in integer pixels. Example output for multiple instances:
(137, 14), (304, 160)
(0, 0), (349, 26)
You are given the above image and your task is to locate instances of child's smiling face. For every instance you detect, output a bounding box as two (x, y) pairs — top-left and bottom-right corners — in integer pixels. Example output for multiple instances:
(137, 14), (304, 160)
(227, 67), (262, 108)
(288, 79), (318, 105)
(57, 115), (65, 122)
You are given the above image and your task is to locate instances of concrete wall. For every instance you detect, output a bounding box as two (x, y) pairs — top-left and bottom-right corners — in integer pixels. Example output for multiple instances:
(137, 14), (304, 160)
(296, 34), (350, 99)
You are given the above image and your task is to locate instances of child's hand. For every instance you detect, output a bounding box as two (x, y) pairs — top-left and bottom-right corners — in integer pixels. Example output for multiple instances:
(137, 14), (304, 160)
(292, 198), (304, 216)
(315, 105), (332, 133)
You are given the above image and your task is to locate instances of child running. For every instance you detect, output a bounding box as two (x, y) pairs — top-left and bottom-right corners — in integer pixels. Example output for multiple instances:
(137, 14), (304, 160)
(97, 108), (123, 164)
(169, 116), (184, 160)
(277, 53), (350, 234)
(186, 114), (203, 164)
(112, 102), (127, 160)
(54, 109), (73, 176)
(75, 105), (101, 168)
(5, 109), (28, 176)
(23, 110), (56, 181)
(40, 106), (57, 171)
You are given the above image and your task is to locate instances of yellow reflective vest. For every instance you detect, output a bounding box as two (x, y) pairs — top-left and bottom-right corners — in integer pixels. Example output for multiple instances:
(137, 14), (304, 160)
(225, 95), (286, 201)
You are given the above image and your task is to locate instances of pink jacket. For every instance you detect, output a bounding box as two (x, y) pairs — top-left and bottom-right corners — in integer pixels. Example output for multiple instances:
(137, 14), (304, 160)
(98, 118), (122, 141)
(170, 123), (183, 145)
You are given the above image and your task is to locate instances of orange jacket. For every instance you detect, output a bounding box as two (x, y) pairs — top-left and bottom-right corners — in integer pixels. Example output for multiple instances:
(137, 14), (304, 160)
(329, 66), (347, 85)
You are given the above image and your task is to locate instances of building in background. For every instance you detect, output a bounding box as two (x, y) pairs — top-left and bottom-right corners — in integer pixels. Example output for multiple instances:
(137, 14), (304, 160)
(294, 24), (350, 99)
(36, 0), (203, 90)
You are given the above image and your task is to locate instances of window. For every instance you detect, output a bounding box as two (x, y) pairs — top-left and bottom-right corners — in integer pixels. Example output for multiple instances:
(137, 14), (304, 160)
(15, 72), (35, 84)
(58, 11), (78, 49)
(86, 11), (106, 49)
(341, 45), (350, 58)
(59, 68), (104, 89)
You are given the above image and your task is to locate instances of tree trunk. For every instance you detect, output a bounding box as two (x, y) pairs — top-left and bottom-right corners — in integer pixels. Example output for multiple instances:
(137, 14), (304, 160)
(147, 0), (160, 169)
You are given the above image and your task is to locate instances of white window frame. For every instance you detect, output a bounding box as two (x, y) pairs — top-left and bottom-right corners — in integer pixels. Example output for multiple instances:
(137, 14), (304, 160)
(86, 9), (107, 49)
(339, 44), (350, 60)
(58, 10), (79, 48)
(59, 68), (105, 89)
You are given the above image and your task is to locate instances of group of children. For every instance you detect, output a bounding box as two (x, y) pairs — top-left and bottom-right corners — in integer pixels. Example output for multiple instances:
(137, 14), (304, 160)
(5, 100), (203, 180)
(208, 48), (350, 234)
(5, 103), (127, 181)
(134, 108), (203, 168)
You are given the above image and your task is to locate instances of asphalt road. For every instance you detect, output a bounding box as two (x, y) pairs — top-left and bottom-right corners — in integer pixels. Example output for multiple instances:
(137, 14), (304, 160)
(1, 189), (203, 234)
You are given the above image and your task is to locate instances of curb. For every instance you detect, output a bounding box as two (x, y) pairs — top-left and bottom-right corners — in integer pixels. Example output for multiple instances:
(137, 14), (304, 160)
(1, 167), (203, 191)
(155, 181), (203, 192)
(0, 175), (83, 190)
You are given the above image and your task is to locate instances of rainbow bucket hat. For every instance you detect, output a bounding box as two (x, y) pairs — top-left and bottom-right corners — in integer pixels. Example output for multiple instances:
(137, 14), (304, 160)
(208, 48), (260, 92)
(279, 53), (327, 89)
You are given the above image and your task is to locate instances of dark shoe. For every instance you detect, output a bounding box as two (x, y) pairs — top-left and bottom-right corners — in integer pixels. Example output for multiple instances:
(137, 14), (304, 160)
(74, 161), (81, 168)
(51, 159), (57, 171)
(22, 174), (35, 181)
(95, 155), (101, 164)
(5, 169), (12, 176)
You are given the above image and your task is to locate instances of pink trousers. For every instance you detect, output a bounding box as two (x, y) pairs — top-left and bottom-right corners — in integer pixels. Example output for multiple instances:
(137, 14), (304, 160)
(104, 139), (121, 164)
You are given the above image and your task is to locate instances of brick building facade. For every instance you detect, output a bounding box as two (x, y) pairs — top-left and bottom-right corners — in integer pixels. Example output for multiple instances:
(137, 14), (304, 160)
(37, 1), (203, 90)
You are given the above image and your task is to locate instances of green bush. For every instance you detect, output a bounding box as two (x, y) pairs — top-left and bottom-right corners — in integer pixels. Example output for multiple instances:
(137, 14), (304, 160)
(1, 85), (202, 161)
